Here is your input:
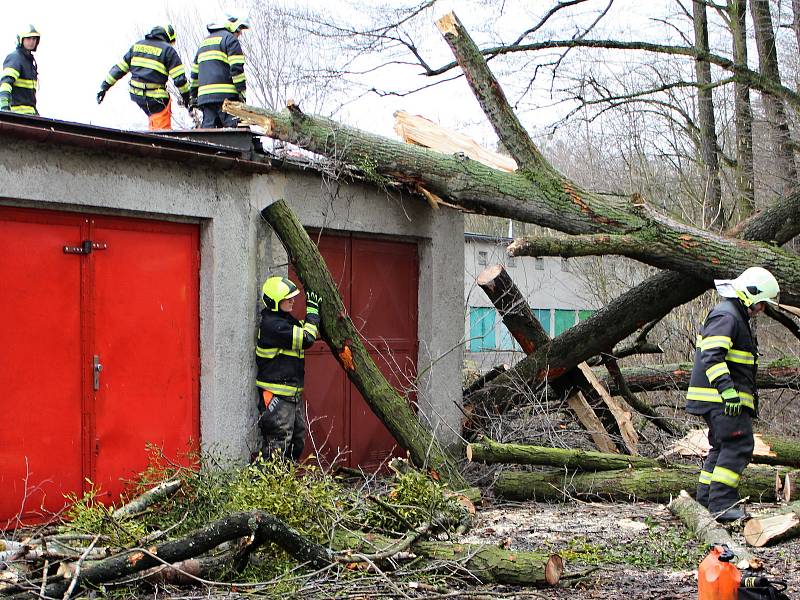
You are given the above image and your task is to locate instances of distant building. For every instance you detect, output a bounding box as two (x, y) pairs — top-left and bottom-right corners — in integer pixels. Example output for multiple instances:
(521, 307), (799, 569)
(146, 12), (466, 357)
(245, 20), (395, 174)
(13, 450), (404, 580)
(464, 232), (598, 370)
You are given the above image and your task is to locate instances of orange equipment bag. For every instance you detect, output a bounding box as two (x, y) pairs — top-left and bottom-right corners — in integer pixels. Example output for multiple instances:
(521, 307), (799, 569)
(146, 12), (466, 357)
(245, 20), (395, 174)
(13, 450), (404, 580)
(698, 544), (741, 600)
(148, 98), (172, 130)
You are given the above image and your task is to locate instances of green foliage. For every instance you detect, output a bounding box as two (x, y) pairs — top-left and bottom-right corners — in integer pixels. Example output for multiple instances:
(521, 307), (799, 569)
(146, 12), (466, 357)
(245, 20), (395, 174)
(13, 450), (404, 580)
(766, 355), (800, 369)
(61, 482), (146, 547)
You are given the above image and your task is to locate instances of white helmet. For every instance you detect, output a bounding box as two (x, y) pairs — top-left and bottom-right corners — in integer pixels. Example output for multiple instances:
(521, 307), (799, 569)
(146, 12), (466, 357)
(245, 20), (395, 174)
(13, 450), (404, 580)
(208, 12), (250, 33)
(731, 267), (780, 307)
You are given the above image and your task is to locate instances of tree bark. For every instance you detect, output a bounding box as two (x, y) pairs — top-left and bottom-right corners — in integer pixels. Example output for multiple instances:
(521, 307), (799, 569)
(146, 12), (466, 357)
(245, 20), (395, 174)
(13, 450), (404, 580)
(493, 464), (783, 503)
(750, 0), (799, 195)
(743, 501), (800, 547)
(693, 0), (725, 229)
(334, 530), (563, 586)
(598, 361), (800, 394)
(261, 199), (467, 489)
(729, 0), (756, 218)
(467, 436), (662, 470)
(463, 363), (508, 398)
(668, 491), (757, 568)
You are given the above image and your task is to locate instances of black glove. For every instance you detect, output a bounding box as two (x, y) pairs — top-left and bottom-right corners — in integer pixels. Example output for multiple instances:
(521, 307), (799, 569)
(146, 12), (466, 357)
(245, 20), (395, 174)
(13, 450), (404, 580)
(181, 92), (190, 108)
(723, 390), (742, 416)
(306, 291), (323, 314)
(96, 89), (106, 105)
(238, 91), (246, 103)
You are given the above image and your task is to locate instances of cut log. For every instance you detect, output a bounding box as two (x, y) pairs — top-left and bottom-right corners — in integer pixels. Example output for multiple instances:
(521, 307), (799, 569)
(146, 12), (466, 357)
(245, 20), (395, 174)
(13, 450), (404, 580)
(665, 428), (800, 468)
(786, 472), (797, 503)
(112, 479), (182, 519)
(334, 530), (563, 586)
(467, 436), (663, 470)
(744, 502), (800, 547)
(668, 491), (757, 569)
(566, 391), (618, 454)
(261, 199), (467, 489)
(493, 465), (784, 503)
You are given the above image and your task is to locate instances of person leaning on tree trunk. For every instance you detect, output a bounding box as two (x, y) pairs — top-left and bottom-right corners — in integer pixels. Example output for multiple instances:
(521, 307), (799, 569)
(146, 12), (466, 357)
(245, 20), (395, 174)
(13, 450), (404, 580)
(685, 267), (781, 522)
(255, 276), (322, 461)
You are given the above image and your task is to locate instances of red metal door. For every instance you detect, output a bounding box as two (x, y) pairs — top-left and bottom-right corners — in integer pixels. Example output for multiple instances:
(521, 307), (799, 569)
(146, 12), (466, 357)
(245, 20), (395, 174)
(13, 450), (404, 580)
(292, 233), (418, 470)
(91, 217), (200, 501)
(0, 207), (199, 525)
(0, 208), (84, 525)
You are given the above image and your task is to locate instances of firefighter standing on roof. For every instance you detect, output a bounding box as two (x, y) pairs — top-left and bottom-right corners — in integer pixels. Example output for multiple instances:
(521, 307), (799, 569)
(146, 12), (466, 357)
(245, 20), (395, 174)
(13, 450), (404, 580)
(686, 267), (781, 522)
(256, 276), (323, 461)
(0, 25), (40, 115)
(190, 13), (248, 128)
(97, 25), (190, 131)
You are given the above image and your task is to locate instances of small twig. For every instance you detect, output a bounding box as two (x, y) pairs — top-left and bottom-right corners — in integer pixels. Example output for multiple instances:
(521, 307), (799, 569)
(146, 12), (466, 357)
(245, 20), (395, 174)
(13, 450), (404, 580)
(38, 559), (49, 599)
(61, 533), (100, 600)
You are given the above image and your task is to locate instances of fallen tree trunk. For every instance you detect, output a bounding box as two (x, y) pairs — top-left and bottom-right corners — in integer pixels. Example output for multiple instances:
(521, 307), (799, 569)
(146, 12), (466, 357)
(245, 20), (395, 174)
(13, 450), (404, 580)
(598, 361), (800, 394)
(261, 199), (467, 489)
(666, 428), (800, 468)
(668, 491), (757, 569)
(24, 511), (332, 599)
(463, 364), (508, 398)
(743, 501), (800, 547)
(493, 465), (785, 503)
(467, 436), (663, 470)
(335, 530), (563, 586)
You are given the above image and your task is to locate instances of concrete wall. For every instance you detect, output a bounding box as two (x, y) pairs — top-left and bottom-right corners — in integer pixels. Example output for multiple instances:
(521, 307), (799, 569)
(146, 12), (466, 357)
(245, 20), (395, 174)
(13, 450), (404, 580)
(0, 136), (464, 460)
(464, 236), (599, 371)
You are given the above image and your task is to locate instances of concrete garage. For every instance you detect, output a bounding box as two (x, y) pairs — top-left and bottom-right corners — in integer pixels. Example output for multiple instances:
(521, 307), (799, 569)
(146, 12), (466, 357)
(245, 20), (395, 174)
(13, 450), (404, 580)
(0, 113), (463, 524)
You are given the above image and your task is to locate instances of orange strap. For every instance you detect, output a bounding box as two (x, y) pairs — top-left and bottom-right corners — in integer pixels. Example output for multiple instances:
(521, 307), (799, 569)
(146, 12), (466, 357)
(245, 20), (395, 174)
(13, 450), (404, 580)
(261, 389), (274, 407)
(148, 98), (172, 130)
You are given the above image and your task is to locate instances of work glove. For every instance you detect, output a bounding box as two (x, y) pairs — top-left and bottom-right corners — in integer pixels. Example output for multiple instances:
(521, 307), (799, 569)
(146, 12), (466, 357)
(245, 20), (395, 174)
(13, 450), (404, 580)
(722, 390), (742, 417)
(306, 291), (323, 314)
(180, 92), (191, 108)
(238, 91), (246, 103)
(96, 89), (106, 105)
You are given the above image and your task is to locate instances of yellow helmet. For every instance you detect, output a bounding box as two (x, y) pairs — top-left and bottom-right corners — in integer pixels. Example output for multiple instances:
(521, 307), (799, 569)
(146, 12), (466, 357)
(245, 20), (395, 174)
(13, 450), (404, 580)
(262, 276), (299, 311)
(732, 267), (780, 307)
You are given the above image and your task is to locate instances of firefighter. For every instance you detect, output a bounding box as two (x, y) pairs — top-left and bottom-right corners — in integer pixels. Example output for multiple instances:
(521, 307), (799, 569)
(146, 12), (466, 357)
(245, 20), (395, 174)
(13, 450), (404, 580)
(190, 13), (248, 128)
(0, 25), (41, 115)
(686, 266), (780, 522)
(256, 276), (323, 461)
(96, 25), (190, 131)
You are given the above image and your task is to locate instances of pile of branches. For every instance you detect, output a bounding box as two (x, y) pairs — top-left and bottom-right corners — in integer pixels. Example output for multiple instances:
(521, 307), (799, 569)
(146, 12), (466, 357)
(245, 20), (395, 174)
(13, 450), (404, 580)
(0, 455), (563, 598)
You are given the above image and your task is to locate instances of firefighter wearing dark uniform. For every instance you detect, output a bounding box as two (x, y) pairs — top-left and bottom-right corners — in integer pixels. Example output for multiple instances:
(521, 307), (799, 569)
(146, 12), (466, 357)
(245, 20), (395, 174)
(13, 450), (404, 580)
(686, 267), (780, 522)
(0, 25), (41, 115)
(97, 25), (190, 130)
(190, 13), (248, 128)
(256, 276), (323, 461)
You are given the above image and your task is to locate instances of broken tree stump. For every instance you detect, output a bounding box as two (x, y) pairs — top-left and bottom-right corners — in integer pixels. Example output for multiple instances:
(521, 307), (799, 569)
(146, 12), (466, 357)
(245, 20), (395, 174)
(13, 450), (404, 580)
(668, 491), (757, 569)
(467, 436), (663, 470)
(493, 465), (784, 503)
(744, 501), (800, 547)
(261, 199), (467, 489)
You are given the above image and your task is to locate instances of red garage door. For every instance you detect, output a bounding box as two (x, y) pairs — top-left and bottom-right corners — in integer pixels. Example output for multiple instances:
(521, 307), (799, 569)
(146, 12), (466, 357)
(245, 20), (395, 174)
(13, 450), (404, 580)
(0, 207), (199, 526)
(291, 233), (418, 470)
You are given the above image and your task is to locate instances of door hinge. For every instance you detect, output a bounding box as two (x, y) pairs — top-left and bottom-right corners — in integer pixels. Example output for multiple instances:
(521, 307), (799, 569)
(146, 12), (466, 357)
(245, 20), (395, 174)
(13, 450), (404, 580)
(63, 240), (108, 254)
(93, 354), (103, 391)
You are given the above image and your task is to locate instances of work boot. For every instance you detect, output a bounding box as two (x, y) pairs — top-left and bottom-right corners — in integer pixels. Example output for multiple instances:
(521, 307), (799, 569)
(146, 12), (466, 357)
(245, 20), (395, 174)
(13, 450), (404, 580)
(715, 506), (750, 523)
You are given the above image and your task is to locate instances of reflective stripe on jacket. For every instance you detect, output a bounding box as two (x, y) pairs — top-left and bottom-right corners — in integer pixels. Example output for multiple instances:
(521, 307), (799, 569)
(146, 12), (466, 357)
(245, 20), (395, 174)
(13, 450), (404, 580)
(100, 32), (189, 101)
(190, 29), (246, 105)
(255, 308), (320, 396)
(686, 298), (759, 415)
(0, 48), (37, 114)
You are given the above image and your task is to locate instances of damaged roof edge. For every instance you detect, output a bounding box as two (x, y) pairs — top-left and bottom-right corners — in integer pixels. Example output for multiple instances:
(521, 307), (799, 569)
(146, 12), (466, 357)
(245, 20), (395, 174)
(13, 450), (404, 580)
(0, 112), (272, 174)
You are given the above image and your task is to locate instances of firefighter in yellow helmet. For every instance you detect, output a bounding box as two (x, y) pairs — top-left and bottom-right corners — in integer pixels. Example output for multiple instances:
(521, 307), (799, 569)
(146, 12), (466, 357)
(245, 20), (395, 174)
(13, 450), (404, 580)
(686, 267), (780, 522)
(255, 276), (323, 460)
(97, 25), (190, 130)
(0, 25), (41, 115)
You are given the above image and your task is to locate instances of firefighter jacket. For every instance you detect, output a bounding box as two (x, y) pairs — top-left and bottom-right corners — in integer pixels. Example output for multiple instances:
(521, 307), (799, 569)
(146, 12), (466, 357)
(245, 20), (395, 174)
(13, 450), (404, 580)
(255, 308), (320, 397)
(686, 298), (759, 416)
(0, 47), (37, 114)
(190, 29), (246, 105)
(100, 28), (189, 102)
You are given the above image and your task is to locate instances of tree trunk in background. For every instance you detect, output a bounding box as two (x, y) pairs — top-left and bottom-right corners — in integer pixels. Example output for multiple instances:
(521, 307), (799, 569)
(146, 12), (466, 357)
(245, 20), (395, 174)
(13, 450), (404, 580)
(729, 0), (756, 218)
(693, 0), (725, 229)
(750, 0), (798, 195)
(793, 0), (800, 55)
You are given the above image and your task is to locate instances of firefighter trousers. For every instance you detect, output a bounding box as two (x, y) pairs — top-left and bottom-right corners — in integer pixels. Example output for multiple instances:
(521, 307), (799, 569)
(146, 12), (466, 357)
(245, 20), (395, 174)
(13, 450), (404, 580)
(200, 103), (238, 128)
(696, 405), (755, 513)
(256, 389), (306, 461)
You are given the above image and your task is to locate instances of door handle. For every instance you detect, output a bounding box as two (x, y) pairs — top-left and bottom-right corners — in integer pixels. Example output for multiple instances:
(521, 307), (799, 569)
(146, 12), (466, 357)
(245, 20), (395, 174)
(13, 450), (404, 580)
(93, 355), (103, 391)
